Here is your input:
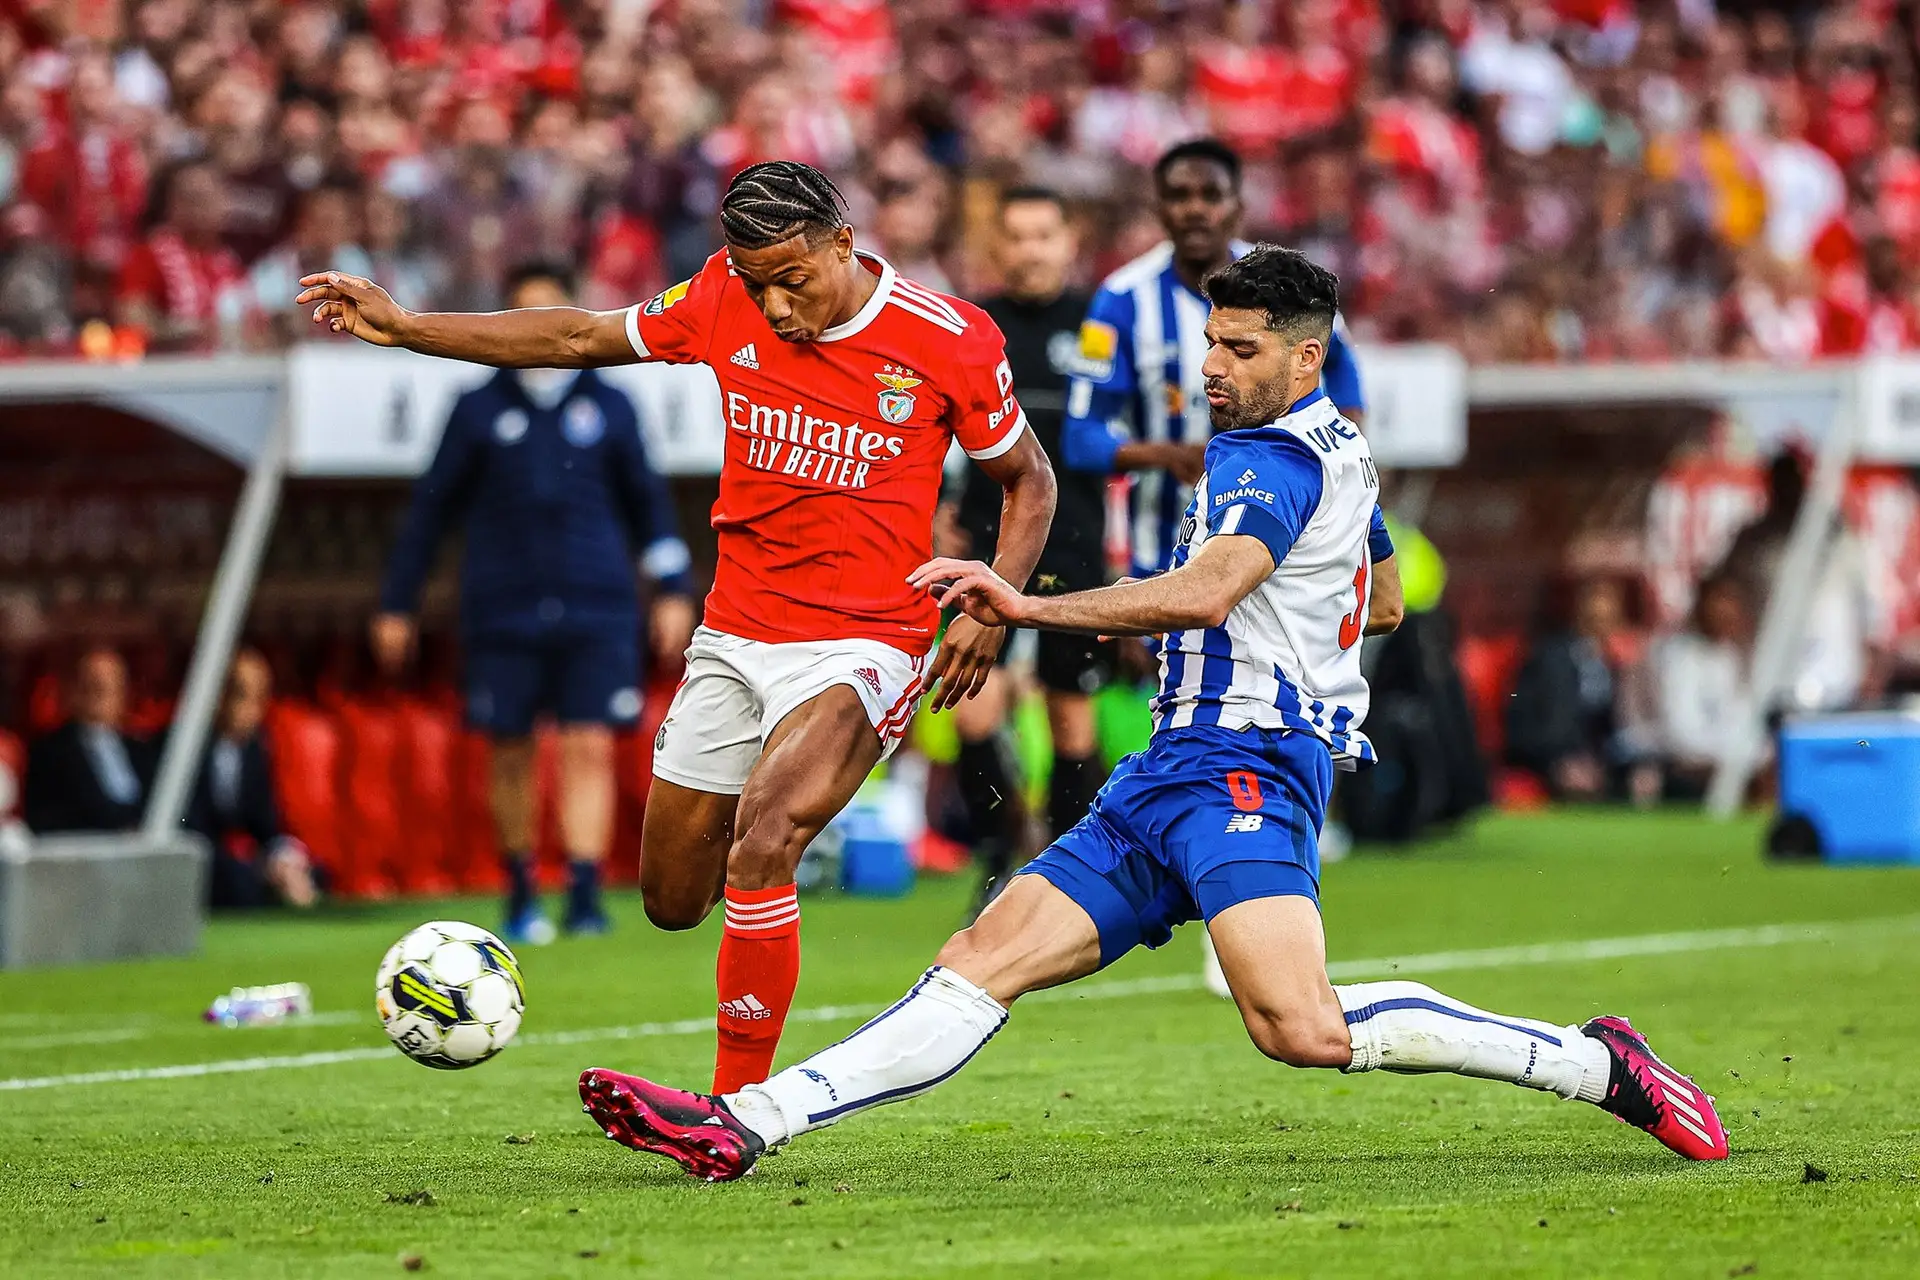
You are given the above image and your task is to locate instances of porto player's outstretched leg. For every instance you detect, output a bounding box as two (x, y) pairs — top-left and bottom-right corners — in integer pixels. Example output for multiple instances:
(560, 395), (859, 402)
(578, 876), (1725, 1181)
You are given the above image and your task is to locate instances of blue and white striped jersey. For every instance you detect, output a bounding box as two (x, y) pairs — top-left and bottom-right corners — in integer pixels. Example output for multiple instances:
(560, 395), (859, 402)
(1151, 388), (1383, 768)
(1062, 241), (1366, 576)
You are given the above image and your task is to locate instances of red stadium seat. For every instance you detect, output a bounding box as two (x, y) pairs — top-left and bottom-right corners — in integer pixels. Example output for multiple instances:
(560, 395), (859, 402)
(336, 698), (404, 899)
(457, 730), (504, 892)
(396, 699), (460, 896)
(0, 728), (24, 819)
(532, 726), (564, 890)
(265, 701), (343, 882)
(1455, 631), (1524, 767)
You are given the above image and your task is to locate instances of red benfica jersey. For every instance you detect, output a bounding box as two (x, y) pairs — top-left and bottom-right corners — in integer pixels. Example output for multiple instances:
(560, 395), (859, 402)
(624, 249), (1024, 655)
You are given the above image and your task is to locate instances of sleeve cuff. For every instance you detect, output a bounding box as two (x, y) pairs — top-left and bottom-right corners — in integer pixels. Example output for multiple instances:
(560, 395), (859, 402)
(1211, 503), (1296, 565)
(1368, 508), (1395, 562)
(624, 303), (649, 359)
(964, 410), (1027, 461)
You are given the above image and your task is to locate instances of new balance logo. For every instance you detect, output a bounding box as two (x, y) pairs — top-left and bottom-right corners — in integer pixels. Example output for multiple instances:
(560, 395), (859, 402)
(854, 666), (883, 696)
(719, 994), (772, 1021)
(1224, 813), (1265, 834)
(730, 343), (760, 370)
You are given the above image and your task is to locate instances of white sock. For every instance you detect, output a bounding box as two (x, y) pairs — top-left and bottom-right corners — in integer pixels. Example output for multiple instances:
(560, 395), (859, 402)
(724, 966), (1009, 1148)
(1337, 981), (1611, 1104)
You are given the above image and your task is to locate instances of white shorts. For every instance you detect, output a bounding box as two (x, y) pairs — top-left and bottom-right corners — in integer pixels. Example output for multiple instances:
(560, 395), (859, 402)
(651, 626), (926, 796)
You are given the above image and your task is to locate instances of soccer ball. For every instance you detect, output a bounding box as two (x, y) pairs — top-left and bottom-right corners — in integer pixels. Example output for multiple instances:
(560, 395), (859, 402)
(375, 921), (525, 1069)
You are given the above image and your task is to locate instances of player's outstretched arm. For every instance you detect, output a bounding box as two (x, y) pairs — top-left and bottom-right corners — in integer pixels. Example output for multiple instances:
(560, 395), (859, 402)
(912, 534), (1272, 637)
(296, 272), (638, 368)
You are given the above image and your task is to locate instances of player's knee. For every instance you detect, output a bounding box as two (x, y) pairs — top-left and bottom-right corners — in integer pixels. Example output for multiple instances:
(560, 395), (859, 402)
(641, 884), (714, 932)
(1242, 1006), (1352, 1069)
(727, 807), (822, 888)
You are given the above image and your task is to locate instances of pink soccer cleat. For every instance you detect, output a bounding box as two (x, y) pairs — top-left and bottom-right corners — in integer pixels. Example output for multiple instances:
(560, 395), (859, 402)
(578, 1068), (765, 1182)
(1581, 1016), (1728, 1161)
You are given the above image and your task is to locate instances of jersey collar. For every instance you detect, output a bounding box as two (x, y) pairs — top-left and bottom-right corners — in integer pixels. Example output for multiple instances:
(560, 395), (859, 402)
(819, 251), (896, 343)
(1283, 387), (1327, 416)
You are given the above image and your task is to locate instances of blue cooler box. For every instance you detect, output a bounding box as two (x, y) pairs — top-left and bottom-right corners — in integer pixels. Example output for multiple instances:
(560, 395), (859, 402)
(1778, 713), (1920, 863)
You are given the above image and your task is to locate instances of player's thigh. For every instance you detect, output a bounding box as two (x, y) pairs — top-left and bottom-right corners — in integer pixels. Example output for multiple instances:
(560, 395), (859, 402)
(1012, 752), (1195, 972)
(728, 684), (885, 887)
(464, 639), (543, 738)
(638, 777), (736, 929)
(641, 636), (763, 926)
(1208, 895), (1349, 1068)
(553, 631), (642, 731)
(934, 872), (1102, 1006)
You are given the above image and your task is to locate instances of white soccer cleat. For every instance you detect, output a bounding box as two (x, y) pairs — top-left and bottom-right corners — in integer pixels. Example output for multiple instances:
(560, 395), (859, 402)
(1201, 932), (1232, 999)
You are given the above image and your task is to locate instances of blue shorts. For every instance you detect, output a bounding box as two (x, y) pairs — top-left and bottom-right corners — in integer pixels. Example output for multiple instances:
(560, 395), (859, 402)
(465, 632), (640, 737)
(1020, 725), (1332, 968)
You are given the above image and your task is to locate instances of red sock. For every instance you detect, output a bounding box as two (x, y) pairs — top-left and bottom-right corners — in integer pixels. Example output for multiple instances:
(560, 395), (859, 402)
(713, 883), (801, 1094)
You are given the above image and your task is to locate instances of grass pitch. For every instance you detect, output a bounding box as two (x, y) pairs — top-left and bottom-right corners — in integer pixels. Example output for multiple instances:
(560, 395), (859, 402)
(3, 810), (1919, 1278)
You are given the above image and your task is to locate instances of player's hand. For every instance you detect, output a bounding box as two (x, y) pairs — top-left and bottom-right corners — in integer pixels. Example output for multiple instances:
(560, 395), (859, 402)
(296, 271), (409, 346)
(370, 612), (417, 676)
(907, 558), (1029, 628)
(1169, 444), (1208, 486)
(649, 594), (696, 669)
(922, 614), (1006, 712)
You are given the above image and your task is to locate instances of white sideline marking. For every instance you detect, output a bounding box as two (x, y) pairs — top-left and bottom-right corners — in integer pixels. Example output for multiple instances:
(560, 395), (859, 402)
(0, 1010), (367, 1052)
(3, 914), (1915, 1093)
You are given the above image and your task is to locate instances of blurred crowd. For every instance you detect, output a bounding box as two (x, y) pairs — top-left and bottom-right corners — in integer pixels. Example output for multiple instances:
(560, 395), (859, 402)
(8, 1), (1920, 360)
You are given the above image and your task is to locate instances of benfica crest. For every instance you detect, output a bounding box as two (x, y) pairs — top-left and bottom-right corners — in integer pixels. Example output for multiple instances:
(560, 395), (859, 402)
(875, 365), (922, 425)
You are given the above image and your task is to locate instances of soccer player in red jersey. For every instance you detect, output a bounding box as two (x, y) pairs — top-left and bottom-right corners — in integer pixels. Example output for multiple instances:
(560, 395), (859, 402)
(298, 162), (1058, 1092)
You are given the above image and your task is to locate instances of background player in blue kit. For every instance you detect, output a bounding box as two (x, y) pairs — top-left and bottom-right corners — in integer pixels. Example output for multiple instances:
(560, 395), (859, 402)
(1061, 138), (1366, 582)
(575, 246), (1729, 1180)
(376, 262), (697, 944)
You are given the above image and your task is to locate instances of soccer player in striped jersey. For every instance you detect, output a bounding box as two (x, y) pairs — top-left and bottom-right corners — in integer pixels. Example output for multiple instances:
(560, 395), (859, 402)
(1063, 137), (1371, 996)
(575, 246), (1728, 1180)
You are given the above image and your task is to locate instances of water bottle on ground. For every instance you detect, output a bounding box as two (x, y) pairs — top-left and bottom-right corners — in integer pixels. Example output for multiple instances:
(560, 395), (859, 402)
(203, 982), (313, 1027)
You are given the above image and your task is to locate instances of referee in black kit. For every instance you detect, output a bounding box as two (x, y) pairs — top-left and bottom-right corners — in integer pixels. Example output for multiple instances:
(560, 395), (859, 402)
(949, 187), (1110, 909)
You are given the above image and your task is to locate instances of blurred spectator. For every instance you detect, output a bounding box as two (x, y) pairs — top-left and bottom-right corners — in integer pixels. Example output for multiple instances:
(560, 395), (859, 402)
(182, 647), (317, 910)
(1638, 573), (1758, 803)
(248, 182), (372, 346)
(1506, 576), (1637, 801)
(22, 646), (154, 834)
(8, 0), (1920, 361)
(363, 186), (445, 311)
(115, 159), (245, 352)
(1717, 450), (1888, 713)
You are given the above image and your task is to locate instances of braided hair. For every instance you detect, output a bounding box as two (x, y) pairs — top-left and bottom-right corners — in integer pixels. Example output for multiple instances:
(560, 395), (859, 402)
(719, 161), (850, 249)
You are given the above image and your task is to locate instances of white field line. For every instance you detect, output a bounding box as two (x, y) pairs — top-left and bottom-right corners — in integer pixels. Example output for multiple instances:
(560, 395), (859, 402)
(2, 913), (1913, 1094)
(0, 1009), (367, 1052)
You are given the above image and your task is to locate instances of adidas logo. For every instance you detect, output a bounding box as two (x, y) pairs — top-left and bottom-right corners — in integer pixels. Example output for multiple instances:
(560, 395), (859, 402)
(719, 994), (773, 1021)
(854, 666), (882, 696)
(730, 343), (760, 370)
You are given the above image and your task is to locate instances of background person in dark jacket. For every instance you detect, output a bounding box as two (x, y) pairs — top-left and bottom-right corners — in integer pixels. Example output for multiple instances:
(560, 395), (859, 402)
(1506, 575), (1637, 800)
(184, 648), (318, 910)
(23, 647), (155, 835)
(947, 187), (1107, 909)
(375, 262), (697, 943)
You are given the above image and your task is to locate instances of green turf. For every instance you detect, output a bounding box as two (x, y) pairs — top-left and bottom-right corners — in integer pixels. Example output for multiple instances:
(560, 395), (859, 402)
(4, 810), (1920, 1278)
